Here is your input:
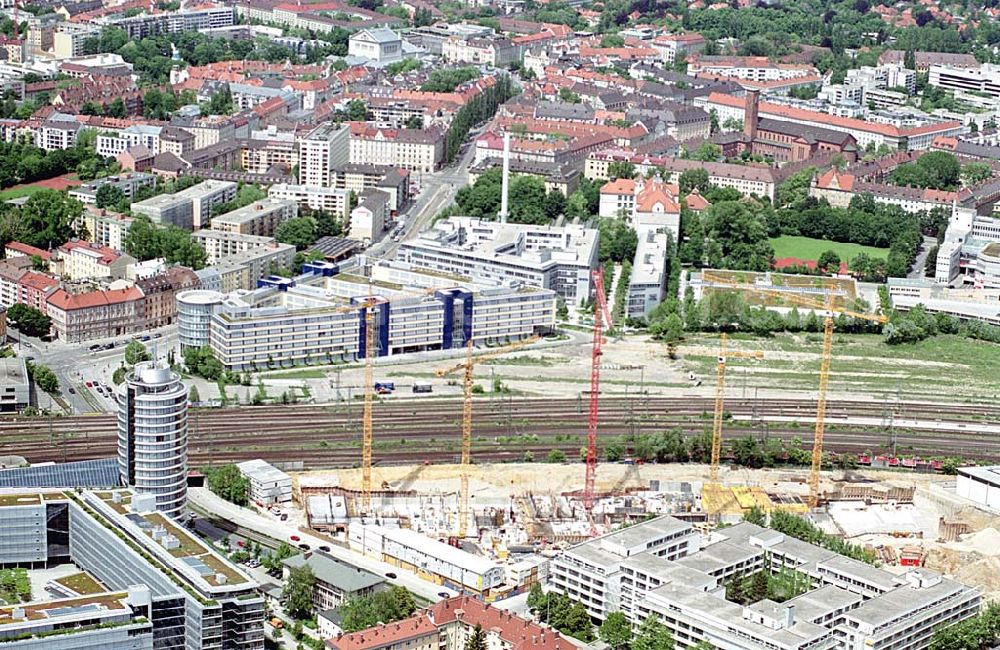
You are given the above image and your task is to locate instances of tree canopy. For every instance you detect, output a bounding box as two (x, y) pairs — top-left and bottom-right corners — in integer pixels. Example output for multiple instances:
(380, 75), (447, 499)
(6, 304), (51, 338)
(204, 464), (249, 506)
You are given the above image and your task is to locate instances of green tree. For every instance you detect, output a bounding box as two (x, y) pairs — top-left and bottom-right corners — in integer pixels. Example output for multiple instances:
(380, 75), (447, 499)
(465, 624), (487, 650)
(600, 33), (625, 47)
(29, 363), (59, 394)
(632, 615), (674, 650)
(405, 115), (424, 129)
(283, 564), (316, 620)
(95, 184), (126, 209)
(6, 304), (51, 338)
(188, 384), (200, 403)
(275, 217), (318, 250)
(679, 168), (710, 195)
(125, 340), (151, 365)
(527, 582), (546, 612)
(183, 345), (223, 380)
(17, 190), (83, 249)
(204, 464), (249, 505)
(599, 612), (632, 650)
(743, 505), (767, 526)
(904, 49), (916, 70)
(608, 161), (636, 179)
(340, 586), (417, 632)
(547, 449), (567, 463)
(559, 87), (582, 103)
(817, 250), (841, 273)
(599, 218), (638, 263)
(961, 162), (992, 187)
(690, 142), (722, 162)
(703, 201), (773, 271)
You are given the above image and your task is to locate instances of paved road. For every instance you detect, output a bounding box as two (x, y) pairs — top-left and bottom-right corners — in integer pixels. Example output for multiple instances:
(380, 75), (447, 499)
(368, 131), (482, 261)
(908, 235), (938, 280)
(188, 488), (458, 603)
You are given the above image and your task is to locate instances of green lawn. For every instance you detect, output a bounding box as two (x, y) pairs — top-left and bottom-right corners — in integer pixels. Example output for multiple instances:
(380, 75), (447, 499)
(770, 236), (888, 263)
(0, 185), (46, 201)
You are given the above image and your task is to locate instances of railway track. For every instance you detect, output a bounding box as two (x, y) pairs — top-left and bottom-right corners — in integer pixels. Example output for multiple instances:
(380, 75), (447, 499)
(3, 396), (998, 468)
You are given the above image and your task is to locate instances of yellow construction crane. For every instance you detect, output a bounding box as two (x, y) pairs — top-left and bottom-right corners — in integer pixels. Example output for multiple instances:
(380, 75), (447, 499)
(435, 335), (540, 537)
(360, 291), (377, 513)
(710, 333), (764, 485)
(701, 273), (887, 506)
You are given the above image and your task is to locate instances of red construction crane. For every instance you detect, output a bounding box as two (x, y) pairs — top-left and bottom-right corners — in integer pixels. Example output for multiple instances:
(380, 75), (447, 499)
(583, 268), (612, 512)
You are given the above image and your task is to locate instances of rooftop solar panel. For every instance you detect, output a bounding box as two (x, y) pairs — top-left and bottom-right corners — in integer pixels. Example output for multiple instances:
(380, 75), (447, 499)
(0, 458), (120, 489)
(181, 557), (213, 577)
(46, 604), (102, 618)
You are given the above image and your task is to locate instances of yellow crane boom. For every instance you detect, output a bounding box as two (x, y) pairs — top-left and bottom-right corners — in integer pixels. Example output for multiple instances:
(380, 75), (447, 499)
(701, 273), (886, 506)
(435, 335), (540, 537)
(710, 333), (763, 485)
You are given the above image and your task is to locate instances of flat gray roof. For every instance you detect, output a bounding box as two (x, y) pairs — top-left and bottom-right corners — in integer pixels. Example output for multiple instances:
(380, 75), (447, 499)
(958, 465), (1000, 487)
(602, 515), (693, 549)
(845, 574), (969, 629)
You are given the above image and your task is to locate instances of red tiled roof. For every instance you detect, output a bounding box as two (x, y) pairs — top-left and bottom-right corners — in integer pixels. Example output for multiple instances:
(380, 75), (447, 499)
(686, 189), (711, 211)
(6, 241), (50, 260)
(18, 271), (58, 293)
(601, 178), (636, 194)
(704, 93), (962, 138)
(47, 286), (142, 311)
(329, 615), (437, 650)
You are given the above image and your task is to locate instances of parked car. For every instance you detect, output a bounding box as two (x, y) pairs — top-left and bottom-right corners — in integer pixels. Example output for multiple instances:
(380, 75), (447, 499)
(385, 572), (397, 579)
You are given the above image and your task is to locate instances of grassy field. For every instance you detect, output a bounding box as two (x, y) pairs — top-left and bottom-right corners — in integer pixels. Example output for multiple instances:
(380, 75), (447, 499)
(0, 185), (47, 200)
(680, 333), (1000, 402)
(770, 236), (888, 262)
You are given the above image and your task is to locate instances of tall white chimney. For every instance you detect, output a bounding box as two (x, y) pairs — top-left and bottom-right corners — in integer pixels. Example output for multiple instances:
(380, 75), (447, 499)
(499, 132), (511, 223)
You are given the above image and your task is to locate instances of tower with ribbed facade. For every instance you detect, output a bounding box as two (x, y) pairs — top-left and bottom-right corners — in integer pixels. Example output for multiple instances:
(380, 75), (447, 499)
(117, 362), (189, 519)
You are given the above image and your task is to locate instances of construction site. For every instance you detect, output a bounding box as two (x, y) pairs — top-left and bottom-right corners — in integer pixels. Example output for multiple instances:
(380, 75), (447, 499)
(253, 268), (1000, 604)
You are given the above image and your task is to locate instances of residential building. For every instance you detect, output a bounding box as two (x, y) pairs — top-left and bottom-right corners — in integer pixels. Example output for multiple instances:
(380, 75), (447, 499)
(442, 37), (520, 67)
(87, 212), (135, 252)
(237, 459), (292, 505)
(208, 242), (297, 292)
(193, 231), (278, 265)
(398, 218), (599, 305)
(69, 173), (157, 205)
(268, 183), (351, 217)
(349, 125), (445, 174)
(55, 240), (135, 281)
(112, 6), (236, 39)
(299, 124), (351, 188)
(329, 595), (576, 650)
(180, 179), (238, 230)
(117, 363), (189, 519)
(46, 286), (144, 343)
(131, 193), (195, 230)
(348, 189), (388, 244)
(651, 32), (706, 64)
(211, 199), (298, 237)
(0, 357), (29, 412)
(880, 50), (979, 72)
(96, 125), (163, 158)
(598, 177), (681, 244)
(136, 266), (200, 329)
(0, 488), (264, 649)
(281, 553), (383, 610)
(347, 28), (402, 63)
(186, 258), (556, 370)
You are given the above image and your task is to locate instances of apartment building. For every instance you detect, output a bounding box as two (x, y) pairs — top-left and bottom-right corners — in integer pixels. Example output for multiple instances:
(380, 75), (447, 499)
(69, 173), (156, 205)
(281, 553), (383, 610)
(651, 32), (706, 64)
(193, 230), (277, 265)
(210, 199), (297, 237)
(112, 6), (236, 39)
(442, 36), (520, 67)
(349, 125), (445, 174)
(551, 517), (980, 650)
(398, 217), (599, 305)
(55, 240), (135, 281)
(348, 189), (388, 244)
(268, 183), (351, 217)
(130, 180), (237, 230)
(86, 212), (135, 251)
(46, 286), (144, 343)
(298, 123), (350, 187)
(0, 488), (264, 649)
(96, 125), (163, 158)
(208, 242), (297, 292)
(186, 258), (555, 370)
(135, 266), (199, 329)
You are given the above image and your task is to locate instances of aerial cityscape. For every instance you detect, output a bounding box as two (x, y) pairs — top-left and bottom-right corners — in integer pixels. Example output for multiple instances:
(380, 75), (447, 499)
(0, 0), (997, 647)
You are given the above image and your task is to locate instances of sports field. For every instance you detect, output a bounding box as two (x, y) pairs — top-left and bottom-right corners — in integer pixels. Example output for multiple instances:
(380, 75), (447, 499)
(769, 235), (888, 262)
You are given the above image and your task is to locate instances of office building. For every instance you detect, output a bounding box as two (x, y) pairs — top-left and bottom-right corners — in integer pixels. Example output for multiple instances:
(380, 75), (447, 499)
(237, 459), (292, 505)
(348, 189), (389, 244)
(628, 228), (670, 319)
(210, 199), (298, 237)
(551, 517), (980, 650)
(177, 289), (225, 351)
(0, 488), (264, 649)
(182, 258), (555, 371)
(398, 217), (599, 306)
(116, 364), (189, 519)
(929, 63), (1000, 98)
(298, 124), (350, 188)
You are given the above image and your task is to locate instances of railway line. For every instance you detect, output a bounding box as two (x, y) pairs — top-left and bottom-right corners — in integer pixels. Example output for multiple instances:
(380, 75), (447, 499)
(3, 396), (998, 469)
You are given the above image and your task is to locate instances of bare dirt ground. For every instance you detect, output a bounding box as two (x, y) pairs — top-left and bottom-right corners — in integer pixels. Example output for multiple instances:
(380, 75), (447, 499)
(296, 462), (1000, 600)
